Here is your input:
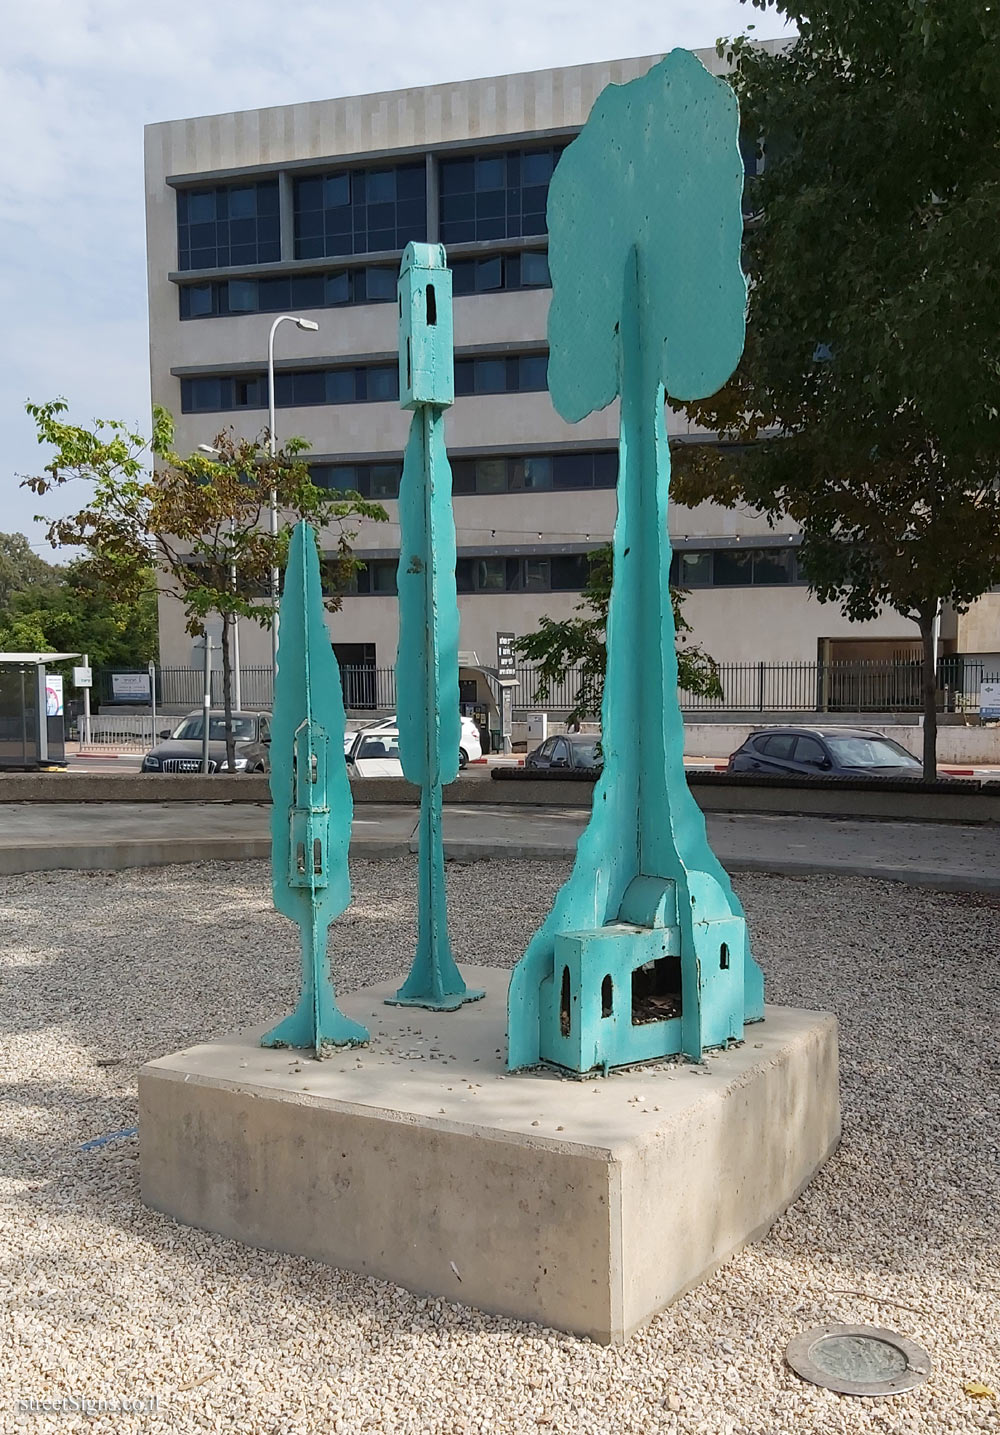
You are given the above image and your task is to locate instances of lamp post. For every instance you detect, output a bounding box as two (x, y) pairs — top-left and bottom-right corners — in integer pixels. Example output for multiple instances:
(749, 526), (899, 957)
(267, 314), (320, 678)
(198, 443), (242, 711)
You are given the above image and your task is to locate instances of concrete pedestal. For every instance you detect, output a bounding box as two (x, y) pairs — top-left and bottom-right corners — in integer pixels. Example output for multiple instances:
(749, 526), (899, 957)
(139, 967), (839, 1344)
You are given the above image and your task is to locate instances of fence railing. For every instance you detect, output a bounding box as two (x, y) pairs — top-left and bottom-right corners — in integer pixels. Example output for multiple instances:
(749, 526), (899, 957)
(90, 658), (998, 723)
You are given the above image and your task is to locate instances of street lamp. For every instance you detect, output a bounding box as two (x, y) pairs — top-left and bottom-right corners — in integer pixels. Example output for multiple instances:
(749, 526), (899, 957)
(267, 314), (320, 673)
(197, 443), (241, 712)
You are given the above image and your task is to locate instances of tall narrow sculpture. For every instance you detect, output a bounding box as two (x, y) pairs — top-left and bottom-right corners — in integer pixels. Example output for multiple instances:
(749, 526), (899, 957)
(387, 243), (484, 1010)
(507, 50), (764, 1072)
(262, 521), (369, 1055)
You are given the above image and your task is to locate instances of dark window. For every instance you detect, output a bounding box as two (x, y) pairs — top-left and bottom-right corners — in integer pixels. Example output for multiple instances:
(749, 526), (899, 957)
(369, 464), (400, 498)
(551, 554), (591, 590)
(674, 551), (713, 586)
(439, 146), (565, 243)
(553, 453), (592, 489)
(475, 459), (506, 494)
(713, 550), (754, 586)
(758, 733), (797, 759)
(518, 354), (548, 391)
(324, 271), (350, 305)
(519, 250), (550, 286)
(293, 162), (426, 259)
(362, 266), (396, 301)
(177, 180), (280, 270)
(752, 548), (794, 584)
(366, 366), (398, 402)
(794, 735), (828, 767)
(510, 456), (552, 491)
(369, 560), (397, 595)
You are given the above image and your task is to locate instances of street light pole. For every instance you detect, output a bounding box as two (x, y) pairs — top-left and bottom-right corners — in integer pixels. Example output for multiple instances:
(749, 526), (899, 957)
(267, 314), (320, 680)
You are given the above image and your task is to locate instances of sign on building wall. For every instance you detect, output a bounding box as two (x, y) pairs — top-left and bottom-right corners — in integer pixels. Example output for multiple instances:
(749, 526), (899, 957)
(496, 632), (516, 682)
(980, 681), (1000, 720)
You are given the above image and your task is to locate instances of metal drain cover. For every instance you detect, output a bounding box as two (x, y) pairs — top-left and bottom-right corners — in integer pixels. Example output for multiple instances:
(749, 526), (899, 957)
(785, 1324), (932, 1397)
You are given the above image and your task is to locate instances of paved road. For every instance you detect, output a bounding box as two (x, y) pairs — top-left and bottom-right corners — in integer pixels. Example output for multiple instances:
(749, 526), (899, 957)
(1, 800), (998, 891)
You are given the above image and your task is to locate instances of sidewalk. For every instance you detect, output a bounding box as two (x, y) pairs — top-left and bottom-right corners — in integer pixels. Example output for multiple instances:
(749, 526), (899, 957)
(1, 800), (998, 892)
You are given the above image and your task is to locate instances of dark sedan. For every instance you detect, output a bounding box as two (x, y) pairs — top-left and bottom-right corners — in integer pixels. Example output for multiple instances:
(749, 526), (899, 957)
(727, 726), (923, 779)
(141, 710), (272, 774)
(525, 733), (603, 772)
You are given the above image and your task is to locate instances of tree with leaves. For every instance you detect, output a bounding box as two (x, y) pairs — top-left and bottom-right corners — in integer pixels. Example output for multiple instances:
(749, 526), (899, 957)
(23, 400), (387, 770)
(514, 546), (722, 729)
(672, 0), (1000, 779)
(0, 557), (158, 670)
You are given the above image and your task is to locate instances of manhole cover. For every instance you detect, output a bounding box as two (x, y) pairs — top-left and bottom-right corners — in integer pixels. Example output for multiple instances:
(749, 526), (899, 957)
(785, 1324), (932, 1397)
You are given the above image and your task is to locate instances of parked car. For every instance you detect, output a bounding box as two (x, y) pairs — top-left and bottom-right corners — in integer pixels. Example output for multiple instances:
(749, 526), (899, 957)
(346, 727), (403, 779)
(525, 733), (604, 772)
(726, 726), (923, 779)
(344, 714), (482, 768)
(141, 710), (272, 774)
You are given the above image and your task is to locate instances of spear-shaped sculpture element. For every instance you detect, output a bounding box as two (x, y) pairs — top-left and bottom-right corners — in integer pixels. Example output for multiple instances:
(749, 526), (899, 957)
(261, 521), (369, 1056)
(386, 243), (484, 1011)
(507, 50), (764, 1072)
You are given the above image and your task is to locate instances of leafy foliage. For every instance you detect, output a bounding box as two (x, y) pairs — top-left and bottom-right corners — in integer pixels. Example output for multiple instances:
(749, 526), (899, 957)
(514, 547), (722, 728)
(22, 400), (388, 762)
(672, 0), (1000, 776)
(0, 558), (157, 669)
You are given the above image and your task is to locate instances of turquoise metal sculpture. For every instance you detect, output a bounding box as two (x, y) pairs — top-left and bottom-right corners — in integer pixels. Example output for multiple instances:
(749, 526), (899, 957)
(387, 242), (484, 1011)
(262, 521), (369, 1055)
(507, 50), (765, 1073)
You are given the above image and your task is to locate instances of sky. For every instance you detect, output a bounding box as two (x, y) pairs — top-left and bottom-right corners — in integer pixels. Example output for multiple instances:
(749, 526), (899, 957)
(0, 0), (792, 553)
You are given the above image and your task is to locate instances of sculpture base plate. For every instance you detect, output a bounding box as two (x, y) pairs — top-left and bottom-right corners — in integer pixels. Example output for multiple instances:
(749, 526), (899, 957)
(139, 967), (839, 1345)
(384, 986), (486, 1011)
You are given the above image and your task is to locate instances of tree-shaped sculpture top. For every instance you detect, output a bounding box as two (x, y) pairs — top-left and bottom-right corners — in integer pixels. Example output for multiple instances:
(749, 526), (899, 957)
(507, 50), (764, 1073)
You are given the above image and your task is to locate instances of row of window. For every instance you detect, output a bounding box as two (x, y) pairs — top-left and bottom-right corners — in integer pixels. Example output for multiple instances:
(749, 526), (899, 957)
(177, 249), (553, 320)
(179, 352), (548, 413)
(177, 148), (564, 270)
(179, 265), (398, 319)
(669, 546), (804, 587)
(326, 552), (595, 598)
(309, 449), (616, 500)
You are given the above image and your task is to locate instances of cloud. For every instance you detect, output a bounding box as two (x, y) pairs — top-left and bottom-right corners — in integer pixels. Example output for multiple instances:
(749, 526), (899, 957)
(0, 0), (792, 543)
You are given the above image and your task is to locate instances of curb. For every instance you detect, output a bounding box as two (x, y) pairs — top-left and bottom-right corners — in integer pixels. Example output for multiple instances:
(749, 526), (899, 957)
(2, 836), (999, 897)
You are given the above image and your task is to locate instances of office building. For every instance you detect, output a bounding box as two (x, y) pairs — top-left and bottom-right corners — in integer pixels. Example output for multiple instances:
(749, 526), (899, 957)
(144, 50), (998, 710)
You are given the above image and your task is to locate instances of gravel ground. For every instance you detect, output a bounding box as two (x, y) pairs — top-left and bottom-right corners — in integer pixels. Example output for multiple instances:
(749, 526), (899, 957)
(1, 858), (998, 1435)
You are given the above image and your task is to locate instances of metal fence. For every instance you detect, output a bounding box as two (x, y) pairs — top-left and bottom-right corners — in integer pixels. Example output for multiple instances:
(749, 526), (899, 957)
(90, 657), (997, 725)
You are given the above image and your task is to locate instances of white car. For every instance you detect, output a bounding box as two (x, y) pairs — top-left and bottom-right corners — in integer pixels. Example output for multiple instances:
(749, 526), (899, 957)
(347, 727), (404, 778)
(344, 714), (482, 769)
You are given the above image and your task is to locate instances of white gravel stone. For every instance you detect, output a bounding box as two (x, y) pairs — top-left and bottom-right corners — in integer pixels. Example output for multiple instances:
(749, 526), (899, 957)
(0, 859), (998, 1434)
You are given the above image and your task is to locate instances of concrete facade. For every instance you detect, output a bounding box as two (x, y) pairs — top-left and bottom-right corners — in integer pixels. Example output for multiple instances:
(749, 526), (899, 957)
(145, 51), (936, 686)
(139, 966), (840, 1344)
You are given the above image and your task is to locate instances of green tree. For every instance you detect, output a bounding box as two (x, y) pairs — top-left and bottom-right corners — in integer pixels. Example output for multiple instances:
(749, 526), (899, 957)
(0, 532), (61, 619)
(673, 0), (1000, 778)
(22, 400), (388, 769)
(514, 546), (722, 729)
(0, 560), (158, 670)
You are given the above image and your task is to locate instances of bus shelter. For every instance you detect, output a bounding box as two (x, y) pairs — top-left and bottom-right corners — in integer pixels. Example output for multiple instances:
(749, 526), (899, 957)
(0, 653), (81, 770)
